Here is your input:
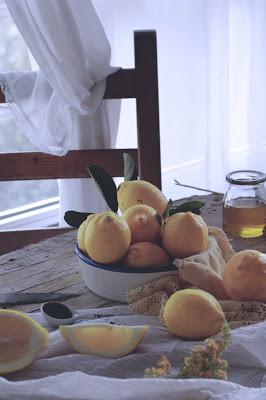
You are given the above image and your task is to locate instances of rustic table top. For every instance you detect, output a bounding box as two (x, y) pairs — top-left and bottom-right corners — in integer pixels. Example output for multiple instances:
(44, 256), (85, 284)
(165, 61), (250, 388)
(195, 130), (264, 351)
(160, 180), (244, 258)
(0, 193), (265, 313)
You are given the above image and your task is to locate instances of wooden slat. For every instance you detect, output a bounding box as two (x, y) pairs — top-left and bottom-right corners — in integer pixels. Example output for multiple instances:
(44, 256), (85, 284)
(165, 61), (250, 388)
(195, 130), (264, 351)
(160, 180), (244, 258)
(134, 31), (162, 189)
(0, 228), (72, 255)
(0, 148), (138, 180)
(104, 69), (137, 99)
(0, 70), (137, 104)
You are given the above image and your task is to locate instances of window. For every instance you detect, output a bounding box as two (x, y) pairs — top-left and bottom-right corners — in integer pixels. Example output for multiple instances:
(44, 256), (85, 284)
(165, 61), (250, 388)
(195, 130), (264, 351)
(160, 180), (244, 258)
(0, 2), (59, 227)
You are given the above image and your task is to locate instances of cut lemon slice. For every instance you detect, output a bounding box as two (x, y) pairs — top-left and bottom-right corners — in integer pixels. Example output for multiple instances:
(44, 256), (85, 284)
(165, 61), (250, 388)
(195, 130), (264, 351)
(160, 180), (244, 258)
(0, 309), (49, 374)
(60, 323), (148, 358)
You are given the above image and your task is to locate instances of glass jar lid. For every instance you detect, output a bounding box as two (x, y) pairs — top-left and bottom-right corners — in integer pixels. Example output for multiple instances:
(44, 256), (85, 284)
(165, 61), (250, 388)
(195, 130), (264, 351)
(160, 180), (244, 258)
(226, 170), (266, 185)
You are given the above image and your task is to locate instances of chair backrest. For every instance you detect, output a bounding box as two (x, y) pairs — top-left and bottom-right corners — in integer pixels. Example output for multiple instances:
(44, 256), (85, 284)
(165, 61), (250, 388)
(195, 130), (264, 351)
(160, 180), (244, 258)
(0, 30), (161, 254)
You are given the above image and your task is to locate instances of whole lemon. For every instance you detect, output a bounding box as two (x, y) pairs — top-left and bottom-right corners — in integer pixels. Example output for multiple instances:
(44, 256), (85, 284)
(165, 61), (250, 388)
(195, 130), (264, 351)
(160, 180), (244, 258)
(83, 211), (131, 264)
(163, 288), (225, 339)
(123, 242), (170, 268)
(123, 204), (162, 244)
(117, 180), (168, 216)
(162, 212), (208, 258)
(77, 214), (96, 254)
(223, 249), (266, 301)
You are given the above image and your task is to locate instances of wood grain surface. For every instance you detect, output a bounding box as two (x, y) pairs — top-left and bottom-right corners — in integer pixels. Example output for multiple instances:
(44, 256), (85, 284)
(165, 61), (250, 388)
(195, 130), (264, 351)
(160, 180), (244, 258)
(0, 194), (265, 313)
(0, 149), (138, 180)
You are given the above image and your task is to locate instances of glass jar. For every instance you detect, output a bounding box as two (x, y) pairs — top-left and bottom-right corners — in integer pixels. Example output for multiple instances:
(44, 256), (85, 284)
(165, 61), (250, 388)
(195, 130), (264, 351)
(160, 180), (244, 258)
(223, 170), (266, 238)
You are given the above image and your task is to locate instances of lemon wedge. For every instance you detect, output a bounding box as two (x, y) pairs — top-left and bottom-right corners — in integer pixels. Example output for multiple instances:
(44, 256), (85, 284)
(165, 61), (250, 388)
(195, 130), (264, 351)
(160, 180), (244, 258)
(0, 309), (49, 374)
(60, 323), (148, 358)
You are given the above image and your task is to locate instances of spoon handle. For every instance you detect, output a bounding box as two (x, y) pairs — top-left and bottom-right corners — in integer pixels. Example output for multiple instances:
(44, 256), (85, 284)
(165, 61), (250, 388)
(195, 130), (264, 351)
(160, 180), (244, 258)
(69, 305), (130, 323)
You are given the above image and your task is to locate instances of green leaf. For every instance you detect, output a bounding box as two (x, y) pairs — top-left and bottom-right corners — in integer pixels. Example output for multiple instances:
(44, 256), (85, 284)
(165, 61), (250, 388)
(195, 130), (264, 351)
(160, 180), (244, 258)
(163, 199), (173, 218)
(64, 211), (93, 228)
(123, 152), (138, 181)
(168, 200), (204, 216)
(88, 165), (118, 213)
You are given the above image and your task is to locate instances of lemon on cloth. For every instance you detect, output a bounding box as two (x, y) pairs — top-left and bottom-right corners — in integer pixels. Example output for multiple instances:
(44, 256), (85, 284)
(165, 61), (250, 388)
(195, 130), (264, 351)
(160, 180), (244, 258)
(163, 288), (225, 339)
(60, 323), (149, 358)
(223, 249), (266, 301)
(0, 309), (49, 374)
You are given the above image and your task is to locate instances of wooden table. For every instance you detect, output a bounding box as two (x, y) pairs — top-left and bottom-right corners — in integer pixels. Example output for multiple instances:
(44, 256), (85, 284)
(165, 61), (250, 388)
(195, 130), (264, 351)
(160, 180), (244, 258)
(0, 193), (265, 313)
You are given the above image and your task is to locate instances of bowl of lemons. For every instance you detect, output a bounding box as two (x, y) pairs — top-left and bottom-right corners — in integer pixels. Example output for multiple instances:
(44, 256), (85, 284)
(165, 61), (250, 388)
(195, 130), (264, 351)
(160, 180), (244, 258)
(75, 179), (177, 303)
(66, 157), (207, 303)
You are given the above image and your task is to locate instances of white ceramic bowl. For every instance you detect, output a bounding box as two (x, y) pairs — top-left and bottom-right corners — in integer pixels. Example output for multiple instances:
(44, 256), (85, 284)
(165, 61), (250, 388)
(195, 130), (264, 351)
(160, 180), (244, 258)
(75, 244), (176, 303)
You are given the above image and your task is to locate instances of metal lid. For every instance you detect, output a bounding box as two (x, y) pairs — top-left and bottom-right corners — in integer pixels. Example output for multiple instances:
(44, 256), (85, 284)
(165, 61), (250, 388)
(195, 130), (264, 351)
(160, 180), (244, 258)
(226, 170), (266, 185)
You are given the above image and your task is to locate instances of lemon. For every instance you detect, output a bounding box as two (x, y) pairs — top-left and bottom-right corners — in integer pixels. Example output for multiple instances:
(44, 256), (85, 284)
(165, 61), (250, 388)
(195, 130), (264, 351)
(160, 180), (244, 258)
(123, 204), (162, 244)
(60, 323), (149, 358)
(163, 288), (225, 339)
(223, 249), (266, 301)
(123, 242), (170, 268)
(117, 180), (168, 216)
(82, 211), (131, 264)
(77, 214), (96, 253)
(162, 212), (208, 258)
(0, 309), (49, 374)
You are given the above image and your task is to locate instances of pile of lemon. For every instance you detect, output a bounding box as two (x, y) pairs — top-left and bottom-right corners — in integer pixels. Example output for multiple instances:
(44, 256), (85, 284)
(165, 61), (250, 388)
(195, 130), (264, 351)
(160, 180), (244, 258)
(77, 179), (209, 267)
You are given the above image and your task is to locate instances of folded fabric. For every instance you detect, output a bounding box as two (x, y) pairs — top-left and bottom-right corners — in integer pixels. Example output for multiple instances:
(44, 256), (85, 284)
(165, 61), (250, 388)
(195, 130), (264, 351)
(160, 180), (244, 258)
(127, 227), (266, 328)
(173, 235), (229, 300)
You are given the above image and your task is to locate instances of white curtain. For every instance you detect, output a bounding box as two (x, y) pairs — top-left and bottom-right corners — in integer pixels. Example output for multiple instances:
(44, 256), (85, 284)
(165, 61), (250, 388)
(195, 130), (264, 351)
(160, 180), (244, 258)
(0, 0), (121, 222)
(1, 0), (118, 155)
(109, 0), (266, 198)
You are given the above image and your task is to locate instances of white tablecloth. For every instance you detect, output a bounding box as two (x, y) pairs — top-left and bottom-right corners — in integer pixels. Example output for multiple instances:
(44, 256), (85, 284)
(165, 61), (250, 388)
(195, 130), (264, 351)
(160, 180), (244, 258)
(1, 305), (266, 400)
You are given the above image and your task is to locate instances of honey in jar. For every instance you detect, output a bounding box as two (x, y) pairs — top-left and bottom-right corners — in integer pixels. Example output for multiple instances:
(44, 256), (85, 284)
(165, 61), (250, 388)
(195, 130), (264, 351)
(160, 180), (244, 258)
(223, 170), (266, 238)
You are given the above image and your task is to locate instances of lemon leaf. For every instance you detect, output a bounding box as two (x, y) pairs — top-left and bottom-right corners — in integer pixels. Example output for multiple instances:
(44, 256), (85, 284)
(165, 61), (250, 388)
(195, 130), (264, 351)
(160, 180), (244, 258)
(88, 165), (118, 213)
(64, 211), (93, 228)
(163, 199), (173, 218)
(123, 153), (138, 181)
(169, 200), (204, 216)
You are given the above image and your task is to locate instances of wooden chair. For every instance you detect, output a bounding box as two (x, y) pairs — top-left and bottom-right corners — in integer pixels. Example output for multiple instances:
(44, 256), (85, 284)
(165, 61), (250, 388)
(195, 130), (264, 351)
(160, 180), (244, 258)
(0, 30), (161, 254)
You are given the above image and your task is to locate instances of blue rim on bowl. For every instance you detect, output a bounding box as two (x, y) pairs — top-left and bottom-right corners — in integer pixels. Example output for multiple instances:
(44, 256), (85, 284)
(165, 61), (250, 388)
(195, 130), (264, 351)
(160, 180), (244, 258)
(75, 243), (176, 273)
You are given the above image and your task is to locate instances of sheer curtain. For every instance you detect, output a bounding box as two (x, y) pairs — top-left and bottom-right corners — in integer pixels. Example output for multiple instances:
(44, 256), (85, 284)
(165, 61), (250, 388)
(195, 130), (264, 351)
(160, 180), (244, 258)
(0, 0), (121, 223)
(1, 0), (119, 155)
(106, 0), (266, 199)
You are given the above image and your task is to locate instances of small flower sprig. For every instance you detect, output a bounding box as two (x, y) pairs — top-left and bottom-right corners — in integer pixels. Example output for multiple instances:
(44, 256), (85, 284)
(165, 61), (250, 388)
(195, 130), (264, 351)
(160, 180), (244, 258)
(144, 356), (172, 378)
(144, 321), (231, 380)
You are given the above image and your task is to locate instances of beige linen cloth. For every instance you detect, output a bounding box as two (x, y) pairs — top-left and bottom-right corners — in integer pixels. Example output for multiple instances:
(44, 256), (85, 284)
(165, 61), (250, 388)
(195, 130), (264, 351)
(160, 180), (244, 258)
(127, 227), (266, 329)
